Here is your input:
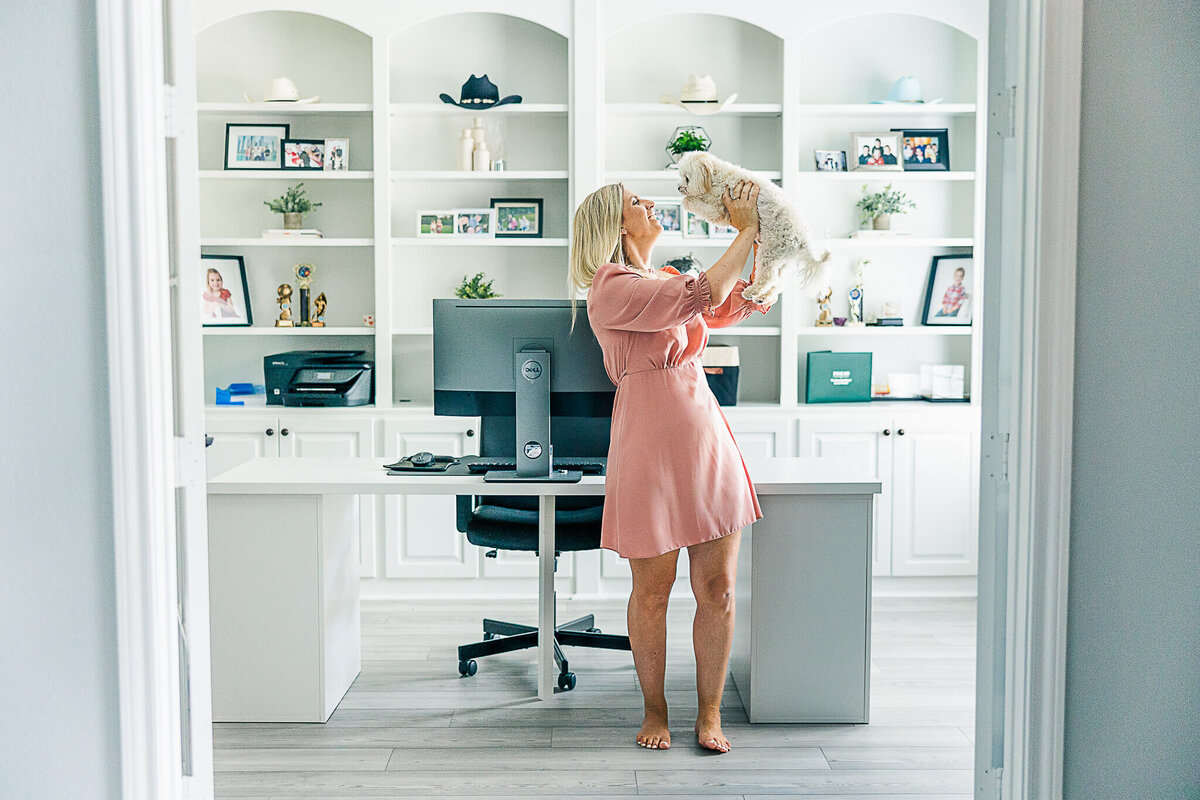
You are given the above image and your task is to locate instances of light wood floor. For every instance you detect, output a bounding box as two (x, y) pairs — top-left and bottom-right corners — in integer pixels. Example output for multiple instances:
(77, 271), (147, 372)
(213, 595), (977, 798)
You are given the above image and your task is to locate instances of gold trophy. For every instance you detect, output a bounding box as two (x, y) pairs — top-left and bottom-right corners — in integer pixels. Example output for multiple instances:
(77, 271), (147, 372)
(312, 292), (327, 327)
(294, 263), (314, 326)
(275, 283), (294, 327)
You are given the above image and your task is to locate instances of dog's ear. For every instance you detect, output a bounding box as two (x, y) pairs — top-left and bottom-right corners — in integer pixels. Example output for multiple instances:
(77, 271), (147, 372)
(694, 153), (714, 194)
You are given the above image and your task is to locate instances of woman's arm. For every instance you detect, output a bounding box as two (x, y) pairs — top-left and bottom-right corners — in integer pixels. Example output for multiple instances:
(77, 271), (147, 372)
(704, 181), (760, 307)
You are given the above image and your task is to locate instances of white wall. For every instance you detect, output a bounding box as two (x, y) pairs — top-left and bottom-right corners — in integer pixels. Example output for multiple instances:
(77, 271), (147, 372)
(1066, 1), (1200, 797)
(0, 3), (123, 799)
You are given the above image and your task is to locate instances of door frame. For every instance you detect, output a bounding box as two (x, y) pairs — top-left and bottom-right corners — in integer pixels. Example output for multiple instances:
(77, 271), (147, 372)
(975, 0), (1082, 797)
(98, 0), (1083, 798)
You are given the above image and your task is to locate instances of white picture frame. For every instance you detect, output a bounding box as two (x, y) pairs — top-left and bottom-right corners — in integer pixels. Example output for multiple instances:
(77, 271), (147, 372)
(850, 131), (904, 172)
(416, 210), (456, 237)
(452, 208), (495, 237)
(323, 138), (349, 171)
(683, 209), (710, 239)
(646, 198), (683, 237)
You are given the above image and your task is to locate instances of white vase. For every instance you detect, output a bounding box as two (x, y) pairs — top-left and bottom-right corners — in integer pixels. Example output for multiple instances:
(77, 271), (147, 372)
(457, 129), (473, 170)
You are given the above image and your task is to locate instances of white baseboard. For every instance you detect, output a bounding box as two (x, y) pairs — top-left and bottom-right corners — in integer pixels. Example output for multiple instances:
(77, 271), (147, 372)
(358, 574), (978, 601)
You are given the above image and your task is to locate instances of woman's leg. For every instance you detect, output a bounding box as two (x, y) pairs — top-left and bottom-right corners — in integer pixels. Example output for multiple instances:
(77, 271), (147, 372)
(628, 549), (679, 749)
(686, 530), (741, 752)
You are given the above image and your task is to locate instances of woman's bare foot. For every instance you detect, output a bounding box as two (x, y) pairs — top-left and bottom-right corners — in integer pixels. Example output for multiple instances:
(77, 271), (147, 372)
(695, 710), (730, 753)
(636, 709), (671, 749)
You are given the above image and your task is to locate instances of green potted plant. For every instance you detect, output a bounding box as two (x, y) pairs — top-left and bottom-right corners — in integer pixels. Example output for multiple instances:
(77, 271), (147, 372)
(855, 184), (916, 230)
(454, 272), (501, 299)
(665, 125), (711, 167)
(265, 183), (322, 230)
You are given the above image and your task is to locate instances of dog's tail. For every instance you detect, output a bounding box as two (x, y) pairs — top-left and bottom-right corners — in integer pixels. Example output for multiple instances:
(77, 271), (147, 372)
(795, 239), (831, 287)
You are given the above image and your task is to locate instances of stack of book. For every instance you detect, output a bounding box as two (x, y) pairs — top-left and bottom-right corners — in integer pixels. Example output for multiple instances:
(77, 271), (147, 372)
(262, 228), (323, 239)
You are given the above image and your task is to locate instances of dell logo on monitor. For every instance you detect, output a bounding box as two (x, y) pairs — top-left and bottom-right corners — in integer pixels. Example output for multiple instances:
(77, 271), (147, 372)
(521, 359), (543, 381)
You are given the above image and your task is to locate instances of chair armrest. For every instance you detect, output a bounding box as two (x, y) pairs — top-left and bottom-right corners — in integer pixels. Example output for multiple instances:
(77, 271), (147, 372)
(455, 495), (476, 533)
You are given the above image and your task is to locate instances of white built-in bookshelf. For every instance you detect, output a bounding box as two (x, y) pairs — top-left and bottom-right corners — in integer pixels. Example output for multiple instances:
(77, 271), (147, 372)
(194, 0), (987, 410)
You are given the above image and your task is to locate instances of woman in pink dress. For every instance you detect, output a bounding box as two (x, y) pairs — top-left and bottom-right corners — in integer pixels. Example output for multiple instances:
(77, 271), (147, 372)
(568, 180), (769, 753)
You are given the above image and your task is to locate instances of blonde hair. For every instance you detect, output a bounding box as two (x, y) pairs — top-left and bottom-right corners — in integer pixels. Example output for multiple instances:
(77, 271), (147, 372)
(568, 182), (633, 331)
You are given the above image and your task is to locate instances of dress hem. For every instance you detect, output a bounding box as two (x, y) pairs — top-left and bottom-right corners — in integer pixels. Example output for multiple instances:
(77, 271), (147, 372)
(601, 511), (763, 561)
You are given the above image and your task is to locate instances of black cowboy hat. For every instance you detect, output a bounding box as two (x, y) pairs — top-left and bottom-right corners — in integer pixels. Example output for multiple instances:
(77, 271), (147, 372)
(439, 74), (522, 109)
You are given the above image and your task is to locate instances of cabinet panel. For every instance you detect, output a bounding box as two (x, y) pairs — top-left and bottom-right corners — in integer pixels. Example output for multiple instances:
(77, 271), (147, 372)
(381, 419), (480, 579)
(796, 418), (893, 576)
(891, 422), (978, 576)
(279, 417), (376, 578)
(205, 418), (278, 479)
(726, 416), (791, 458)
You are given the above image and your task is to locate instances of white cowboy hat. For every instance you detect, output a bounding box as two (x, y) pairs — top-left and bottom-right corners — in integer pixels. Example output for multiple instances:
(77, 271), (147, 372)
(244, 77), (320, 104)
(659, 75), (738, 116)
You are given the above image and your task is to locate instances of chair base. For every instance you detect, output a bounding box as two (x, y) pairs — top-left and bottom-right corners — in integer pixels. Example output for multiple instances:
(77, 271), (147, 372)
(457, 614), (631, 690)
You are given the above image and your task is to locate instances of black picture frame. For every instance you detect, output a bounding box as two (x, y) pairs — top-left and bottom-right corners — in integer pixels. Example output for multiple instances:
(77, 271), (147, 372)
(224, 123), (290, 170)
(281, 138), (326, 170)
(490, 197), (543, 238)
(201, 254), (253, 326)
(892, 127), (950, 171)
(921, 253), (974, 326)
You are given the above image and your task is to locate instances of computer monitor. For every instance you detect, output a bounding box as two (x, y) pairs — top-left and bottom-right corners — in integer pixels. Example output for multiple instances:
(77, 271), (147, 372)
(433, 298), (615, 481)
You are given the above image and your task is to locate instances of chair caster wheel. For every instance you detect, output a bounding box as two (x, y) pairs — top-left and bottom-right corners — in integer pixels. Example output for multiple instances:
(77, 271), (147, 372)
(586, 627), (601, 634)
(458, 659), (477, 677)
(483, 632), (495, 640)
(558, 671), (577, 691)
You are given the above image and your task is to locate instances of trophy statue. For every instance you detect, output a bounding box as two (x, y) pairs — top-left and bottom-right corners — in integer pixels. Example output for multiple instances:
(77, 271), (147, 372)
(815, 286), (833, 326)
(847, 258), (868, 327)
(294, 263), (314, 326)
(312, 292), (327, 327)
(275, 283), (294, 327)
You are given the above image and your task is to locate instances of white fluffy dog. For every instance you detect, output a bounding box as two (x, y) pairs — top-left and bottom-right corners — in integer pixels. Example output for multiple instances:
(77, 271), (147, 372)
(676, 152), (828, 305)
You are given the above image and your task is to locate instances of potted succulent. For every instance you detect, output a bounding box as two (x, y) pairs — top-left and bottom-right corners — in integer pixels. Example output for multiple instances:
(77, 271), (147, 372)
(665, 125), (711, 167)
(454, 271), (501, 299)
(855, 184), (916, 230)
(265, 183), (322, 230)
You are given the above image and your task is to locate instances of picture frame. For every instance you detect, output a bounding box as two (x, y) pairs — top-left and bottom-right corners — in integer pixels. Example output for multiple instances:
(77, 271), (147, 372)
(921, 253), (974, 326)
(683, 210), (710, 238)
(647, 198), (682, 236)
(281, 139), (325, 170)
(200, 254), (253, 326)
(323, 138), (349, 171)
(709, 221), (738, 239)
(416, 210), (456, 237)
(490, 197), (543, 238)
(850, 131), (904, 172)
(814, 149), (848, 172)
(892, 128), (950, 171)
(224, 123), (289, 170)
(452, 208), (495, 237)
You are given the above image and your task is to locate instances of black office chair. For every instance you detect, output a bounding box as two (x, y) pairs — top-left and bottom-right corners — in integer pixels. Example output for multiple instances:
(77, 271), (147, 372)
(455, 415), (632, 691)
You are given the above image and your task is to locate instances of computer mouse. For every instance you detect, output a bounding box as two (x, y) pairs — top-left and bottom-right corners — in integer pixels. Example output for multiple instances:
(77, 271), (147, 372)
(410, 451), (435, 467)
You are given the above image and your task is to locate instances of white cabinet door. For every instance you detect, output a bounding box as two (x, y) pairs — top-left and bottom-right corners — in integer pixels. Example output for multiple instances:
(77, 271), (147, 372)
(890, 419), (979, 577)
(796, 417), (894, 577)
(726, 415), (791, 458)
(380, 418), (480, 579)
(278, 416), (377, 578)
(205, 418), (278, 479)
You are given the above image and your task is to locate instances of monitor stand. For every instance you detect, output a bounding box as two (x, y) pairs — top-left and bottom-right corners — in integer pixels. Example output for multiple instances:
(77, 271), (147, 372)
(483, 342), (581, 483)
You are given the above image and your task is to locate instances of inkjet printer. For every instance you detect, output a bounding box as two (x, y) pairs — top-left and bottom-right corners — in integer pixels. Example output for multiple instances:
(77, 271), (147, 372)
(264, 351), (374, 407)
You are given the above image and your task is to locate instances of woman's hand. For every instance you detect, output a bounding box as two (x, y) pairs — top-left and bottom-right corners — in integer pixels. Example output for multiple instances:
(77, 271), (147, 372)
(722, 180), (760, 234)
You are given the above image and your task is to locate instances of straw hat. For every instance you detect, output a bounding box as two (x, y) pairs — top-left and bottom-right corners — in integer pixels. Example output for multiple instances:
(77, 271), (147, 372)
(659, 75), (738, 115)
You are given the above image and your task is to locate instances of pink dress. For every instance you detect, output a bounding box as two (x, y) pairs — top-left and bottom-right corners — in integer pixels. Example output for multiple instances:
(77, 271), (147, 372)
(586, 262), (773, 559)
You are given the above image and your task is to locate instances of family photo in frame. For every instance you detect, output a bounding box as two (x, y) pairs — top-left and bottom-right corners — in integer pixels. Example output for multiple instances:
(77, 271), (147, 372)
(850, 131), (904, 171)
(491, 198), (543, 238)
(224, 123), (289, 170)
(893, 128), (950, 171)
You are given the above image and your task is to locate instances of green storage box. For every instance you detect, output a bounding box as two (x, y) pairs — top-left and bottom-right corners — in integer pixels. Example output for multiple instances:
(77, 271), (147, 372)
(806, 351), (873, 403)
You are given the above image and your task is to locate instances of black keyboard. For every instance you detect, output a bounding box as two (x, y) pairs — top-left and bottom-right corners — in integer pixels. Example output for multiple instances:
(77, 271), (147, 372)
(466, 456), (606, 475)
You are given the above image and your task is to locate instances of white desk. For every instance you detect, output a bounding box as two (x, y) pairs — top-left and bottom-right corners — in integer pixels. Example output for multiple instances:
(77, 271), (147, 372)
(207, 456), (880, 722)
